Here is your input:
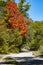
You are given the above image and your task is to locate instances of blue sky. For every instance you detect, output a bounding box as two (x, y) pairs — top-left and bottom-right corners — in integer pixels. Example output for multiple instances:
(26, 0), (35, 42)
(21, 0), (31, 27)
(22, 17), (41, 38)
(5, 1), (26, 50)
(15, 0), (43, 21)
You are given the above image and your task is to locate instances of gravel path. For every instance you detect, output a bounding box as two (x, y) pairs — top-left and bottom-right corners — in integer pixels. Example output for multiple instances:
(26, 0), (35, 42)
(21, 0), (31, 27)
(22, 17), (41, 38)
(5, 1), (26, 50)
(0, 52), (43, 65)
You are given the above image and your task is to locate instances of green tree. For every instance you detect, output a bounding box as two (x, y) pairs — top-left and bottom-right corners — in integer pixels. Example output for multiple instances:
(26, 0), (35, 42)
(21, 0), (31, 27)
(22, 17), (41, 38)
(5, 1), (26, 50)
(18, 0), (31, 18)
(0, 0), (6, 7)
(27, 21), (43, 51)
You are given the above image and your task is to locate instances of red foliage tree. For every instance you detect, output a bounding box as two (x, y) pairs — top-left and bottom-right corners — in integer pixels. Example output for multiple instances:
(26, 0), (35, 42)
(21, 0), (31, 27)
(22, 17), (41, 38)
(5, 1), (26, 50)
(6, 1), (29, 36)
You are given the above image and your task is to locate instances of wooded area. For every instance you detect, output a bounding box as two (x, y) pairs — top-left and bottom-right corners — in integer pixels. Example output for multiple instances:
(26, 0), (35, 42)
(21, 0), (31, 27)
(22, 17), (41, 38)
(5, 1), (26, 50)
(0, 0), (43, 55)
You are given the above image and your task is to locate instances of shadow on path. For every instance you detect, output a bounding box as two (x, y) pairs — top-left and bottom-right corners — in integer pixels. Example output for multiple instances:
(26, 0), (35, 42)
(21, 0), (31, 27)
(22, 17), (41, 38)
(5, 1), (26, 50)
(0, 57), (43, 65)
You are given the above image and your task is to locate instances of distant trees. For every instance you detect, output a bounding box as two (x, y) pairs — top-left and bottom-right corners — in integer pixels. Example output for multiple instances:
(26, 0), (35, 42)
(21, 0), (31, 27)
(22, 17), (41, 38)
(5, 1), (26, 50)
(26, 21), (43, 53)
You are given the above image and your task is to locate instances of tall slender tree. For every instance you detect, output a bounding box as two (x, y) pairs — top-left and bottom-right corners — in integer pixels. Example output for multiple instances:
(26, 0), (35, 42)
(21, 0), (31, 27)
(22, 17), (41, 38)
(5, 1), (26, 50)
(18, 0), (31, 18)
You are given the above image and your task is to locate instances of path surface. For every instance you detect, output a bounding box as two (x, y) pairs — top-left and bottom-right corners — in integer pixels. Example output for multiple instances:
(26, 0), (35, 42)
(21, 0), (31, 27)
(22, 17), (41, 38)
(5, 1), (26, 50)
(0, 52), (34, 62)
(0, 52), (43, 65)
